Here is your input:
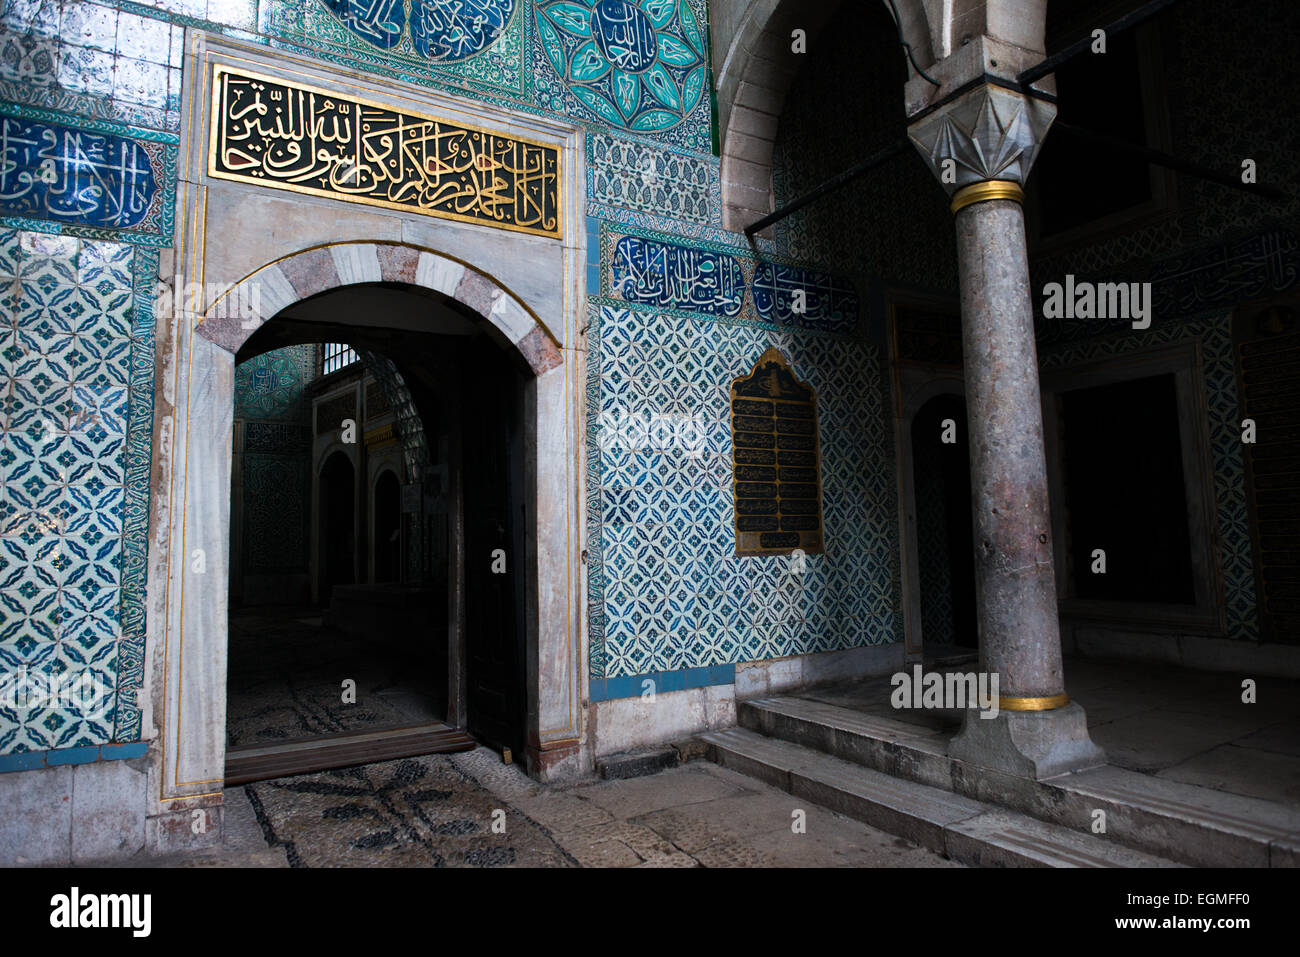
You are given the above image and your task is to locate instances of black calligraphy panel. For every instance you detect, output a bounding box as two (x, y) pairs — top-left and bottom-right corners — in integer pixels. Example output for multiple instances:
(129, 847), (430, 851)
(209, 65), (561, 238)
(731, 348), (824, 556)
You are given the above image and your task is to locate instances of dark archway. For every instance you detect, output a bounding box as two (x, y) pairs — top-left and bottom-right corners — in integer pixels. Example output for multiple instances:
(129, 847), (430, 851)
(319, 450), (357, 599)
(911, 394), (978, 652)
(224, 282), (530, 780)
(374, 469), (401, 584)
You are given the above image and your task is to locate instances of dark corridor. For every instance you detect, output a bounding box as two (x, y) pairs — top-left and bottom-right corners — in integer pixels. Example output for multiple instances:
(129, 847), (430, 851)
(912, 394), (978, 650)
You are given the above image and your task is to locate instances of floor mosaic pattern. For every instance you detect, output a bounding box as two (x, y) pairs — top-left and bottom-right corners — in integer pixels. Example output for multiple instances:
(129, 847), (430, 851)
(226, 610), (440, 748)
(242, 753), (579, 867)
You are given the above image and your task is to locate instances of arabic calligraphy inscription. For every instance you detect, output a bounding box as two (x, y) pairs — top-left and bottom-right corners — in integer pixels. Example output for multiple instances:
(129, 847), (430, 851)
(612, 235), (744, 316)
(320, 0), (515, 61)
(536, 0), (708, 133)
(752, 262), (858, 332)
(209, 66), (561, 238)
(0, 115), (159, 231)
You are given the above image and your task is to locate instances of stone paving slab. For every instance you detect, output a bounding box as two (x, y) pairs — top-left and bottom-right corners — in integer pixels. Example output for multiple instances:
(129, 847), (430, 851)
(1088, 709), (1273, 772)
(102, 748), (955, 868)
(509, 756), (959, 868)
(1236, 722), (1300, 758)
(1155, 744), (1300, 806)
(573, 761), (749, 818)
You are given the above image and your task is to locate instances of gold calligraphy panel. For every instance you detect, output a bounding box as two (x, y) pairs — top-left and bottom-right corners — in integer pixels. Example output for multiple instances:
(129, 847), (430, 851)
(731, 348), (824, 556)
(208, 65), (561, 238)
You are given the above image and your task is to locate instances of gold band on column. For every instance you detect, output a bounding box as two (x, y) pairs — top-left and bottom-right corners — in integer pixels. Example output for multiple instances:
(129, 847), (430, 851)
(950, 180), (1025, 215)
(998, 693), (1069, 711)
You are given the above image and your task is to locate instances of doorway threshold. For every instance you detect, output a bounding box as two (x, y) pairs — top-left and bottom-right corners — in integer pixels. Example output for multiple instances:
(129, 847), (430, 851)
(923, 643), (980, 668)
(225, 722), (475, 785)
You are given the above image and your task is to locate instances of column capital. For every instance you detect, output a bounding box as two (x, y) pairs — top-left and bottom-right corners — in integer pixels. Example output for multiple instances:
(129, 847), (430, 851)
(907, 84), (1056, 198)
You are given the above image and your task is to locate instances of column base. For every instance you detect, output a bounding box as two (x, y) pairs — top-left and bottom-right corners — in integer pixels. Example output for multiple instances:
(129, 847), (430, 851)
(949, 702), (1106, 780)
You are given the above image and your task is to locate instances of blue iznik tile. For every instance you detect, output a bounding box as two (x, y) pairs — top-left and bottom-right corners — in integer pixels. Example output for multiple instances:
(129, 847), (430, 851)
(588, 291), (899, 680)
(0, 229), (150, 753)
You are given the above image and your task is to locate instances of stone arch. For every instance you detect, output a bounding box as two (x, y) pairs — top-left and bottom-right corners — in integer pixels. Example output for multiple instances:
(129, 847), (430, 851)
(152, 238), (581, 807)
(717, 0), (938, 232)
(716, 0), (1054, 234)
(195, 241), (562, 376)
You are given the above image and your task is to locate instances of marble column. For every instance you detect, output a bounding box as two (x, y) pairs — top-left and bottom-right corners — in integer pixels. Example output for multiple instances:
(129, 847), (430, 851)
(909, 85), (1104, 779)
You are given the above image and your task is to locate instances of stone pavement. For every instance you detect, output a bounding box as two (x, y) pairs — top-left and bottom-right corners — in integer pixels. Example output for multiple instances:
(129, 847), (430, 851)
(787, 656), (1300, 808)
(457, 748), (961, 867)
(86, 748), (961, 868)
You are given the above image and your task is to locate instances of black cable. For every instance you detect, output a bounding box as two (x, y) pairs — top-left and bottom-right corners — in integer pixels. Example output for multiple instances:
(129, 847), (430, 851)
(885, 0), (941, 87)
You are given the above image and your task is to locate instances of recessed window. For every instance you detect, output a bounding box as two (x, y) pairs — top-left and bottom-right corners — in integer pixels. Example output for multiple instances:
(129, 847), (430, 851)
(1034, 28), (1152, 236)
(322, 342), (358, 376)
(1058, 373), (1195, 604)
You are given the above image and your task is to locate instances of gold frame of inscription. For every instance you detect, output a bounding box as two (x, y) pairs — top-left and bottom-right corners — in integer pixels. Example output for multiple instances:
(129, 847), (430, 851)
(730, 347), (825, 556)
(207, 63), (562, 239)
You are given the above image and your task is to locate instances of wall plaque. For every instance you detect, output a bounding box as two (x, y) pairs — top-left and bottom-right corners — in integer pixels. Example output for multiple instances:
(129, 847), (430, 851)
(731, 348), (824, 556)
(208, 64), (561, 238)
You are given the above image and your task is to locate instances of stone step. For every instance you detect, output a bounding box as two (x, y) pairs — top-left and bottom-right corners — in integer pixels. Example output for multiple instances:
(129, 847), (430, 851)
(738, 695), (952, 787)
(699, 727), (1182, 868)
(595, 747), (680, 780)
(1046, 766), (1300, 869)
(736, 695), (1300, 867)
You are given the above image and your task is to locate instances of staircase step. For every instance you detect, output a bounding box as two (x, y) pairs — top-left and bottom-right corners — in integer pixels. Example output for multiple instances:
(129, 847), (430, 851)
(699, 727), (1182, 867)
(740, 693), (1300, 867)
(945, 812), (1180, 868)
(1047, 765), (1300, 868)
(739, 695), (951, 787)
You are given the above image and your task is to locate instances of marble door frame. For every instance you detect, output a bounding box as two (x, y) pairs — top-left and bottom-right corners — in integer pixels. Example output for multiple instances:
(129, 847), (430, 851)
(142, 35), (588, 822)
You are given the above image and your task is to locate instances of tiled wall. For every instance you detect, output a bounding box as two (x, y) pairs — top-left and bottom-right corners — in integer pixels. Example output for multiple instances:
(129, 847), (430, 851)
(768, 1), (956, 291)
(0, 228), (154, 751)
(234, 346), (314, 581)
(0, 0), (737, 751)
(912, 436), (955, 647)
(586, 299), (900, 680)
(0, 0), (196, 131)
(1022, 0), (1300, 643)
(4, 0), (1289, 766)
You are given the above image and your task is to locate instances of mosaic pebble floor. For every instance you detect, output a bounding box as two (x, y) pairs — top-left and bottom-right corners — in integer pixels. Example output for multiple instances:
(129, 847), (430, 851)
(241, 752), (578, 868)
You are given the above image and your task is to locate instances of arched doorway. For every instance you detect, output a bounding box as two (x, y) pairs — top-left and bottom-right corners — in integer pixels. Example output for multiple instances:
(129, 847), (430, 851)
(911, 393), (978, 654)
(153, 237), (581, 805)
(222, 280), (533, 779)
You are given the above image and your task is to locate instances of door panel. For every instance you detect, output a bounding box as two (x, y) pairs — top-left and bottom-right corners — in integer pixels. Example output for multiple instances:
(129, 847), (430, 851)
(462, 350), (527, 755)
